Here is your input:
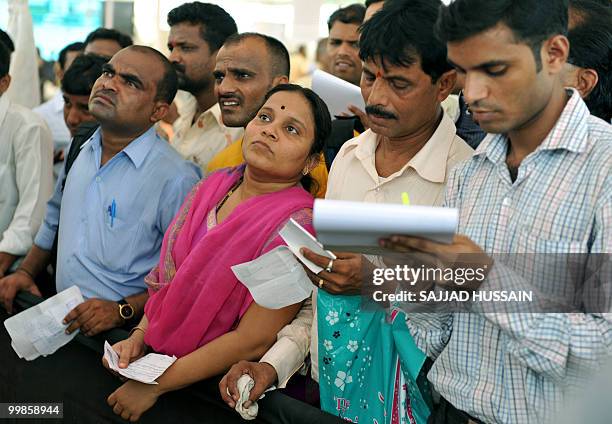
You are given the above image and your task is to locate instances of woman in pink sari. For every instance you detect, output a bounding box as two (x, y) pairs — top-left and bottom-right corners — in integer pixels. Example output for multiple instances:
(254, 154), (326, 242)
(102, 84), (331, 421)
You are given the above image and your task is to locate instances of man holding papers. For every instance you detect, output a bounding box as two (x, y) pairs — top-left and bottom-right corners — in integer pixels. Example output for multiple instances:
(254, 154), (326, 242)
(220, 3), (472, 422)
(0, 46), (200, 336)
(380, 0), (612, 422)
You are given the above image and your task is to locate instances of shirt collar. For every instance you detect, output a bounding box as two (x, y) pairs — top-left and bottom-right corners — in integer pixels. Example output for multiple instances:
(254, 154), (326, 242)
(0, 94), (9, 127)
(352, 111), (459, 183)
(474, 89), (589, 165)
(89, 125), (158, 169)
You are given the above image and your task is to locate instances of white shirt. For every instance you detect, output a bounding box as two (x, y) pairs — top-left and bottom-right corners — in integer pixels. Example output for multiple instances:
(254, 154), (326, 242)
(33, 91), (71, 151)
(260, 111), (473, 386)
(171, 101), (243, 172)
(0, 94), (54, 258)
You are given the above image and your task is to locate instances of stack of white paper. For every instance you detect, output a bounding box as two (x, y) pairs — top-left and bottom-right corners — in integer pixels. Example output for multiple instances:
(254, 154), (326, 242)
(311, 70), (365, 118)
(103, 341), (177, 384)
(313, 199), (458, 254)
(232, 245), (314, 309)
(278, 218), (336, 274)
(4, 286), (84, 361)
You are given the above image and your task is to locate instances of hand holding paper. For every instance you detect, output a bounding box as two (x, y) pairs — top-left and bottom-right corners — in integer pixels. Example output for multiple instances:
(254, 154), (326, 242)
(103, 341), (176, 385)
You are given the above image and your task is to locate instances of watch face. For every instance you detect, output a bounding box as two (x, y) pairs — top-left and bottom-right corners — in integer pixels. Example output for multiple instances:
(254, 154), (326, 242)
(120, 304), (135, 320)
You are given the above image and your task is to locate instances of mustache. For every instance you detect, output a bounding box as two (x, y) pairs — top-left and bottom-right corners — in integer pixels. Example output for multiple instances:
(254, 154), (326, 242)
(365, 105), (398, 120)
(172, 63), (186, 74)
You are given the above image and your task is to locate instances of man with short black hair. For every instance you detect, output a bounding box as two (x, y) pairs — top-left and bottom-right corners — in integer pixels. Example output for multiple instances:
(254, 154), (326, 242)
(0, 46), (200, 337)
(220, 4), (472, 418)
(0, 42), (53, 280)
(166, 1), (241, 170)
(207, 32), (328, 197)
(382, 1), (612, 422)
(60, 54), (106, 136)
(84, 28), (133, 59)
(34, 42), (85, 171)
(562, 0), (611, 122)
(326, 4), (365, 86)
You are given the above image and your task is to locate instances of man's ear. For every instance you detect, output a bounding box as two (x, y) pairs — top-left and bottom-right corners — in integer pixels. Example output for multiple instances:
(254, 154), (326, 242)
(436, 69), (457, 103)
(542, 34), (570, 75)
(150, 101), (170, 123)
(574, 68), (599, 99)
(272, 75), (289, 86)
(0, 74), (11, 95)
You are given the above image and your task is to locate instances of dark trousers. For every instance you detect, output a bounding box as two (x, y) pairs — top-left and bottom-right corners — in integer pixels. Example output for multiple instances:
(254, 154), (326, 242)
(428, 397), (485, 424)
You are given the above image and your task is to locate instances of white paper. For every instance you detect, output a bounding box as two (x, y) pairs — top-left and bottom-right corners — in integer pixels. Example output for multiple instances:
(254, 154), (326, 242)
(231, 246), (313, 309)
(311, 70), (365, 118)
(103, 341), (177, 385)
(279, 218), (336, 274)
(313, 199), (458, 254)
(3, 286), (84, 361)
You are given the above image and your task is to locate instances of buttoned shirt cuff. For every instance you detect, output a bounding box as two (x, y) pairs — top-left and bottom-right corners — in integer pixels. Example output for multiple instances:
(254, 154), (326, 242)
(33, 224), (56, 251)
(260, 337), (306, 389)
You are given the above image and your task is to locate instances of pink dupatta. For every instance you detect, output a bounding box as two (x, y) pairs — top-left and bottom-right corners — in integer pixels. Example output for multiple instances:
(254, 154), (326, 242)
(143, 167), (314, 358)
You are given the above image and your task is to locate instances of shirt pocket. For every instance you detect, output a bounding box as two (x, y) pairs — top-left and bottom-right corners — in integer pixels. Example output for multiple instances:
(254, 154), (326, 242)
(85, 212), (144, 274)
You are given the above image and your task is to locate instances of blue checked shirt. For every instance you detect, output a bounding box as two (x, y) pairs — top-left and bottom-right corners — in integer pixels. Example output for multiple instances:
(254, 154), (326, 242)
(406, 91), (612, 424)
(35, 126), (201, 300)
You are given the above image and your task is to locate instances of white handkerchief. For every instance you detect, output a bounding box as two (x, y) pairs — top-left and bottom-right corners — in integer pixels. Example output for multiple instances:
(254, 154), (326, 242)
(279, 218), (336, 274)
(232, 246), (313, 309)
(103, 341), (176, 385)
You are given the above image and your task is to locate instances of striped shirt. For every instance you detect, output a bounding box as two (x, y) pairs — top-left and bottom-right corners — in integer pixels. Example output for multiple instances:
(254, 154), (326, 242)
(407, 90), (612, 424)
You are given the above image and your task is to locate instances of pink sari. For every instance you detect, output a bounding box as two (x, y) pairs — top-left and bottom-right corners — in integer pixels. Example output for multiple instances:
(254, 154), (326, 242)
(144, 166), (314, 358)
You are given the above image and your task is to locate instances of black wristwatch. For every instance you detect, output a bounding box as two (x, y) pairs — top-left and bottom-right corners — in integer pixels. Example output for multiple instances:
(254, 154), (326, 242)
(117, 299), (135, 321)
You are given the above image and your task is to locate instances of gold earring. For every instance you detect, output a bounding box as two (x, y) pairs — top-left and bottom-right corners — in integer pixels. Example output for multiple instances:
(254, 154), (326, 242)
(302, 167), (309, 176)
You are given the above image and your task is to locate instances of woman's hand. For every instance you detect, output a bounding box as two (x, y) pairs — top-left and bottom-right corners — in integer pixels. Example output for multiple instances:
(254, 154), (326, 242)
(107, 380), (161, 422)
(102, 331), (146, 374)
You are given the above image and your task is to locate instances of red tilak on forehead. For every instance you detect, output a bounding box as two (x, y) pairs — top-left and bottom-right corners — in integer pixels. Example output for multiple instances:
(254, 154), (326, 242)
(376, 71), (382, 78)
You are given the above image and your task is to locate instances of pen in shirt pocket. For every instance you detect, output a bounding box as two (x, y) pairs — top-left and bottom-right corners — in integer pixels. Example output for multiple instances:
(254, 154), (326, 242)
(107, 199), (116, 227)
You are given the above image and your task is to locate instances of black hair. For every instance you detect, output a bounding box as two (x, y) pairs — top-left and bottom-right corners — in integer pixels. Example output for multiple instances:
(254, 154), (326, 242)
(359, 0), (451, 82)
(365, 0), (384, 7)
(0, 29), (14, 53)
(84, 28), (133, 50)
(61, 53), (106, 96)
(327, 4), (366, 31)
(167, 2), (237, 52)
(224, 33), (290, 77)
(263, 84), (331, 193)
(129, 45), (178, 104)
(436, 0), (568, 70)
(58, 42), (85, 70)
(568, 0), (612, 121)
(0, 41), (10, 78)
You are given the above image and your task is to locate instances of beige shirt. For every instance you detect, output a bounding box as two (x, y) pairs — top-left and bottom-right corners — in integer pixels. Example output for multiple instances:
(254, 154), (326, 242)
(260, 111), (473, 386)
(170, 102), (243, 172)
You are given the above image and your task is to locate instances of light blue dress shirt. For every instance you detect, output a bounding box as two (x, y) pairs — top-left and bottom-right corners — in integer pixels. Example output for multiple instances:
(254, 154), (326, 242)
(35, 126), (201, 300)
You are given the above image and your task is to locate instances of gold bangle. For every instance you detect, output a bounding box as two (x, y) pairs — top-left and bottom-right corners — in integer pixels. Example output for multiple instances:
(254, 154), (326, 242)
(128, 326), (146, 338)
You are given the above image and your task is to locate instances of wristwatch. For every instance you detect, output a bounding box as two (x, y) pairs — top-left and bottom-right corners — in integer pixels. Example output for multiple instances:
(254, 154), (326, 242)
(117, 299), (135, 321)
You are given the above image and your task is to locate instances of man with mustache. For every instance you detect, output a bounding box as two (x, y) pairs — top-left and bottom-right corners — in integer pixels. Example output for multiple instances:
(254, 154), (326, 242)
(219, 0), (472, 411)
(207, 33), (329, 197)
(0, 46), (201, 337)
(166, 2), (243, 170)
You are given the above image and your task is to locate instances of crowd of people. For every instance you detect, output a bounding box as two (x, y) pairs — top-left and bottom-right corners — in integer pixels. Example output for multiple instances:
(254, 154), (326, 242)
(0, 0), (611, 423)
